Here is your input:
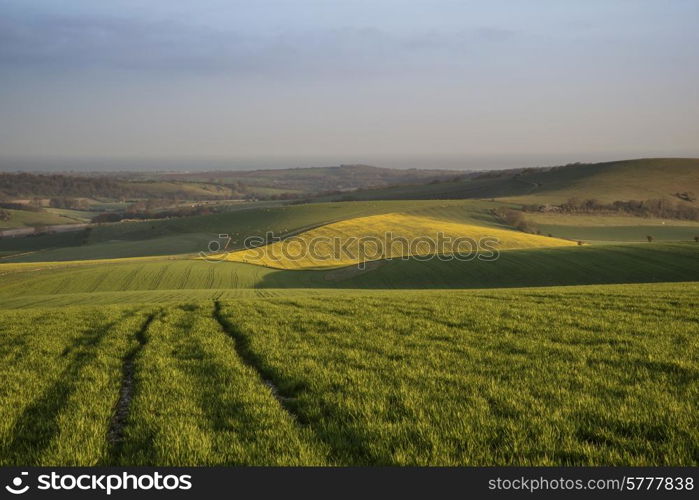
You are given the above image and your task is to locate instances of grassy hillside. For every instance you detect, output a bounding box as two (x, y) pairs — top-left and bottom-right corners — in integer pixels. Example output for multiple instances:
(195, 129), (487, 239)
(0, 200), (505, 262)
(327, 158), (699, 205)
(154, 164), (461, 193)
(503, 158), (699, 204)
(2, 158), (697, 468)
(0, 209), (79, 230)
(123, 181), (234, 199)
(330, 242), (699, 289)
(527, 214), (699, 243)
(221, 213), (574, 269)
(0, 172), (237, 200)
(1, 243), (697, 308)
(322, 174), (534, 201)
(1, 282), (696, 465)
(3, 159), (697, 257)
(44, 208), (94, 223)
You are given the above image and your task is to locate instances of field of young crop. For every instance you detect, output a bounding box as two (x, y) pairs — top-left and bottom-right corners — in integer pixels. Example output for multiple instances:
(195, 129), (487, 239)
(1, 192), (697, 466)
(221, 213), (575, 269)
(0, 306), (151, 465)
(526, 213), (699, 243)
(0, 199), (503, 263)
(2, 195), (696, 265)
(0, 208), (77, 230)
(1, 243), (698, 308)
(325, 159), (699, 205)
(0, 283), (696, 466)
(500, 158), (699, 205)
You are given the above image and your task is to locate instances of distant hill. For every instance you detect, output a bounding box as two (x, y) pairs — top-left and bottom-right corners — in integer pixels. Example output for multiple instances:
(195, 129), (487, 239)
(327, 158), (699, 204)
(1, 165), (466, 202)
(4, 158), (698, 206)
(499, 158), (699, 204)
(0, 172), (237, 200)
(150, 164), (463, 193)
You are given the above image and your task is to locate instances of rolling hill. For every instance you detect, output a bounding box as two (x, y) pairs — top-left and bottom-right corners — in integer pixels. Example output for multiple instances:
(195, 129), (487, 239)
(1, 243), (698, 308)
(2, 158), (699, 299)
(2, 159), (698, 467)
(150, 164), (462, 193)
(0, 208), (80, 230)
(0, 200), (506, 262)
(526, 213), (699, 243)
(0, 172), (237, 200)
(220, 213), (575, 269)
(327, 158), (699, 204)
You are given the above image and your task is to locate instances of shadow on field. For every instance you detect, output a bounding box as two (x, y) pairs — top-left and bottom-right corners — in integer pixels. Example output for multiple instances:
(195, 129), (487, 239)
(212, 301), (301, 408)
(1, 321), (118, 464)
(212, 301), (394, 465)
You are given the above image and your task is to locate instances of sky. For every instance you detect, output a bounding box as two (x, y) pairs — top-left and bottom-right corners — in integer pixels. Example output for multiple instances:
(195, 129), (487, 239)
(0, 0), (698, 171)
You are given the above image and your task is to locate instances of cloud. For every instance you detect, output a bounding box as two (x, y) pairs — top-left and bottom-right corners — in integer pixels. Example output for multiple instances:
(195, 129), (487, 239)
(0, 8), (520, 77)
(0, 14), (241, 71)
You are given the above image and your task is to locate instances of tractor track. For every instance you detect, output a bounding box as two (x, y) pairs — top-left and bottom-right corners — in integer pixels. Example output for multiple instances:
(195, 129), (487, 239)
(107, 313), (155, 451)
(212, 301), (296, 409)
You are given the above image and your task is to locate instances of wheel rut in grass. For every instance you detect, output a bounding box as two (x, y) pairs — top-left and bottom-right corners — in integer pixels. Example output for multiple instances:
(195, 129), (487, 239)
(212, 301), (295, 410)
(107, 313), (155, 451)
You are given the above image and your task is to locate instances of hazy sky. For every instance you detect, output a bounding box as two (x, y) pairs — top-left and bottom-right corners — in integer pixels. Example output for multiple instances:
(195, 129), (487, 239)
(1, 0), (698, 170)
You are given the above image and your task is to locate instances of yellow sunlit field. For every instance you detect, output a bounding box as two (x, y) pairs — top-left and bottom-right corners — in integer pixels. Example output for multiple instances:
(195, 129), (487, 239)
(218, 213), (577, 269)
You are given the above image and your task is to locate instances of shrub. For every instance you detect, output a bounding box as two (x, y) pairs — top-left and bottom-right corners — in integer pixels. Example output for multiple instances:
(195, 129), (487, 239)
(493, 208), (539, 234)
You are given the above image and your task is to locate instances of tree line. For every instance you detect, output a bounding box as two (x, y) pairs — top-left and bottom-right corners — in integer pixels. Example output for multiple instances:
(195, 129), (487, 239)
(0, 173), (126, 198)
(0, 173), (233, 200)
(523, 197), (699, 221)
(91, 204), (217, 223)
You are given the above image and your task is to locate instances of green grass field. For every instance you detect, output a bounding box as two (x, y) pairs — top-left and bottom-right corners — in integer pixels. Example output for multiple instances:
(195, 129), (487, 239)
(0, 208), (82, 230)
(0, 283), (696, 465)
(1, 243), (697, 308)
(0, 199), (505, 262)
(502, 158), (699, 205)
(0, 306), (150, 465)
(526, 214), (699, 243)
(329, 158), (699, 205)
(43, 208), (94, 222)
(1, 175), (698, 467)
(122, 180), (235, 198)
(2, 188), (696, 264)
